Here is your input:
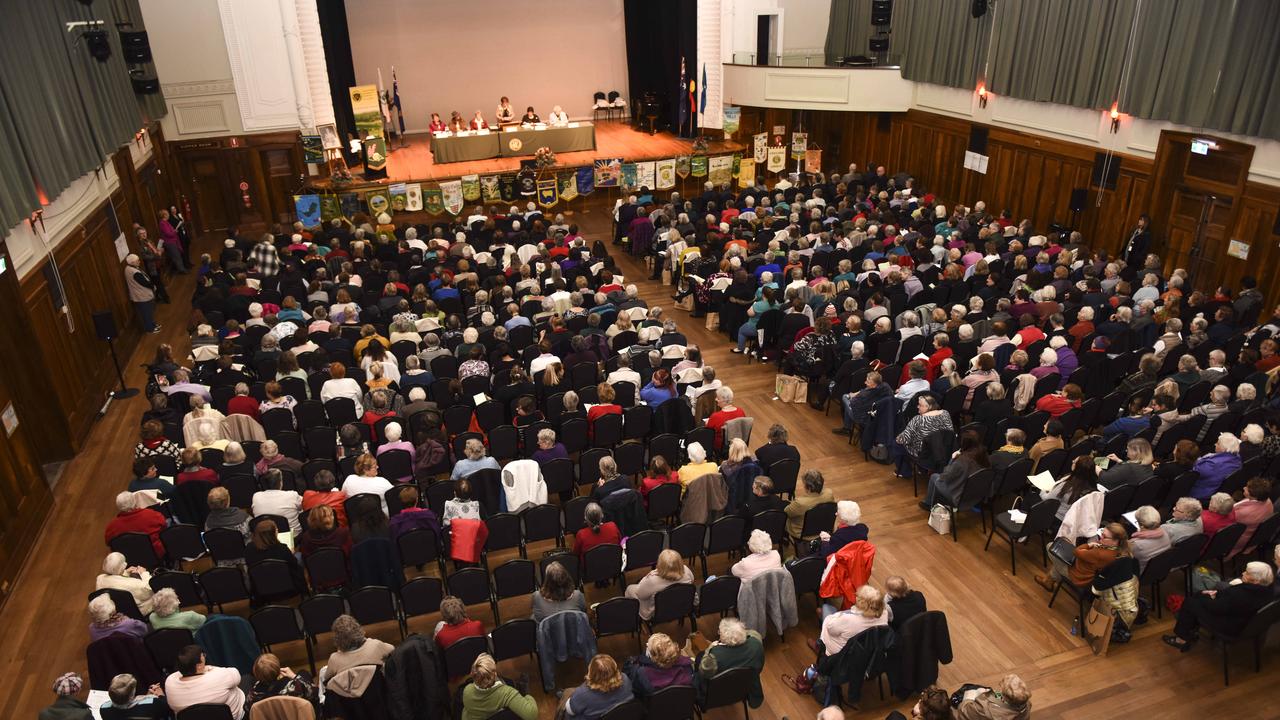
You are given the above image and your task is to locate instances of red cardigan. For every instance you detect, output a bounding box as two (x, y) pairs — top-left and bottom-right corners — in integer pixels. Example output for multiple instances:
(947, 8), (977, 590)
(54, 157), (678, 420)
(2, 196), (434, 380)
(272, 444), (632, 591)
(706, 407), (746, 448)
(105, 508), (167, 556)
(573, 523), (621, 559)
(227, 395), (260, 419)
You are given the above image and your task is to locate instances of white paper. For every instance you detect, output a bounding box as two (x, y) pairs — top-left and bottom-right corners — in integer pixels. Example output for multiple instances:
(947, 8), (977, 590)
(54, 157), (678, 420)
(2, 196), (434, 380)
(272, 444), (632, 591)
(1008, 509), (1027, 525)
(1027, 471), (1056, 493)
(1122, 511), (1138, 526)
(87, 690), (109, 720)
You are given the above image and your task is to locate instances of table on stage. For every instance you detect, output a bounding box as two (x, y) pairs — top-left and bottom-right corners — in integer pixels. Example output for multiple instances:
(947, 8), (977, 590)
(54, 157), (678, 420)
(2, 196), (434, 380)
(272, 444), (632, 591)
(429, 123), (597, 163)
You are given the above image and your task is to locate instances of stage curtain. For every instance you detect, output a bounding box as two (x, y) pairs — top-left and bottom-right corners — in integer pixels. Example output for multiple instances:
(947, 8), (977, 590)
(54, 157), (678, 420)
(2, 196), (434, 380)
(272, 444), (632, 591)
(54, 0), (146, 156)
(988, 0), (1135, 109)
(0, 82), (39, 232)
(895, 0), (990, 89)
(316, 0), (357, 143)
(115, 0), (168, 122)
(623, 0), (696, 136)
(824, 0), (881, 65)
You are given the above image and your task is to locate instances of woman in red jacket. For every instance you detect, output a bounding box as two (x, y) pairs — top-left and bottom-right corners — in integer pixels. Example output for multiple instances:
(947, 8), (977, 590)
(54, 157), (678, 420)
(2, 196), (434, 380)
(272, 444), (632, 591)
(572, 502), (620, 560)
(1034, 382), (1083, 418)
(586, 382), (623, 441)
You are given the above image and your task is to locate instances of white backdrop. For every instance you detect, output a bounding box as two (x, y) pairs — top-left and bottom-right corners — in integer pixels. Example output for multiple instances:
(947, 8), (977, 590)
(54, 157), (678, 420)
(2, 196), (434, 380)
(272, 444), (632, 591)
(344, 0), (629, 133)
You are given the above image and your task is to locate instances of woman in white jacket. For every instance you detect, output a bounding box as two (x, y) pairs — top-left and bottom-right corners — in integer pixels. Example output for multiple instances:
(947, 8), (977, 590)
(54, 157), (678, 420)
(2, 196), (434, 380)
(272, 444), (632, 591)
(320, 361), (364, 415)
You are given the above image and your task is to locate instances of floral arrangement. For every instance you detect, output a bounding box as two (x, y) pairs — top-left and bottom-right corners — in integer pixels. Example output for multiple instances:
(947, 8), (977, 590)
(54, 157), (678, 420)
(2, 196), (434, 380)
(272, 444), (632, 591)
(692, 135), (709, 153)
(535, 146), (558, 169)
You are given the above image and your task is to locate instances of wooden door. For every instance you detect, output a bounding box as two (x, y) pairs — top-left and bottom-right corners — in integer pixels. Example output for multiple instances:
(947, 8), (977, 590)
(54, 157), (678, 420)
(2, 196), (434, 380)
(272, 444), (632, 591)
(1164, 190), (1232, 288)
(184, 153), (232, 234)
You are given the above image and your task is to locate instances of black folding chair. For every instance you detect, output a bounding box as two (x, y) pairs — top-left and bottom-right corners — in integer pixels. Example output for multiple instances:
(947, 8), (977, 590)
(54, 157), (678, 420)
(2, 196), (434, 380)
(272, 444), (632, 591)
(697, 666), (755, 719)
(594, 596), (642, 652)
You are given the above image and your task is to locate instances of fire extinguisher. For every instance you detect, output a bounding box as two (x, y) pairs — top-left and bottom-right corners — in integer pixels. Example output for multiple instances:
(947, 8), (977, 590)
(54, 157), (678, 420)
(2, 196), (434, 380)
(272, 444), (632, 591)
(239, 180), (251, 208)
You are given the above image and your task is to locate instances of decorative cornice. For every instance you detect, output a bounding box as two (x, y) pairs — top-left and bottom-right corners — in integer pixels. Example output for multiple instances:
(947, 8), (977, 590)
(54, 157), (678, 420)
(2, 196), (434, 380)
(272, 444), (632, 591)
(163, 80), (236, 98)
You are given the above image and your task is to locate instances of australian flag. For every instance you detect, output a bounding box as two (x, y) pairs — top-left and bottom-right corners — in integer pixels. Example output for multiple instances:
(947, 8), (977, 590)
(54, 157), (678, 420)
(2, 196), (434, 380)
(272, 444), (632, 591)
(392, 69), (405, 135)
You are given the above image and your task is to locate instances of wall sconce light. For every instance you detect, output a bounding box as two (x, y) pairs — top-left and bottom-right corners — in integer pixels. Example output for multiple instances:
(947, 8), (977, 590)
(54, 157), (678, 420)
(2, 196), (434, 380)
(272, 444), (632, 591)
(1109, 102), (1121, 133)
(977, 83), (988, 108)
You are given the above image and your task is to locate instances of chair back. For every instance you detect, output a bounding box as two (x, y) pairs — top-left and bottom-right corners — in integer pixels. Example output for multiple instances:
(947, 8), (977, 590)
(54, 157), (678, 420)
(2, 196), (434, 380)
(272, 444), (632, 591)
(109, 532), (163, 570)
(177, 705), (235, 720)
(1200, 523), (1247, 565)
(667, 523), (706, 560)
(651, 583), (696, 625)
(600, 700), (645, 720)
(700, 666), (756, 711)
(595, 596), (641, 637)
(695, 575), (741, 617)
(799, 502), (838, 539)
(647, 684), (696, 720)
(787, 555), (824, 596)
(490, 618), (537, 662)
(443, 635), (489, 678)
(646, 483), (682, 524)
(1020, 499), (1061, 537)
(399, 576), (443, 617)
(348, 586), (398, 628)
(1226, 600), (1280, 641)
(583, 543), (625, 585)
(493, 559), (537, 600)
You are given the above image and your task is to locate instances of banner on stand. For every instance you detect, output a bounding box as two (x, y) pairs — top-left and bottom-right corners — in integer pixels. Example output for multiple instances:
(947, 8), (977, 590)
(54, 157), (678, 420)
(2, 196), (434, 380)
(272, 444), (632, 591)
(594, 158), (622, 188)
(753, 132), (768, 163)
(423, 188), (444, 214)
(499, 175), (517, 202)
(366, 189), (390, 216)
(791, 132), (808, 160)
(293, 194), (320, 227)
(691, 156), (708, 178)
(319, 195), (341, 222)
(767, 146), (787, 173)
(405, 183), (423, 211)
(620, 162), (638, 190)
(722, 106), (740, 139)
(656, 159), (676, 189)
(461, 174), (481, 202)
(636, 161), (656, 190)
(558, 171), (579, 202)
(480, 176), (501, 203)
(676, 155), (691, 178)
(537, 177), (558, 208)
(708, 155), (732, 186)
(576, 166), (595, 196)
(805, 149), (823, 174)
(738, 158), (756, 188)
(441, 180), (463, 215)
(388, 183), (408, 212)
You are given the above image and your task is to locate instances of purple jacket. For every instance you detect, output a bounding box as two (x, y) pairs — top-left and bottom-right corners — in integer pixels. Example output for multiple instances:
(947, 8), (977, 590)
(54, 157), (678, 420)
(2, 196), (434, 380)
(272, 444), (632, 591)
(389, 507), (442, 541)
(1054, 347), (1079, 387)
(158, 219), (181, 250)
(1191, 453), (1242, 500)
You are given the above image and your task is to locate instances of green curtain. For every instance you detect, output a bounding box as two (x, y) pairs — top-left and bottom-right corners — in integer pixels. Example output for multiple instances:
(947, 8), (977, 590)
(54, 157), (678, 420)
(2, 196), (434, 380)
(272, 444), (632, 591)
(988, 0), (1136, 108)
(0, 83), (40, 232)
(896, 0), (991, 89)
(1207, 0), (1280, 138)
(824, 0), (880, 65)
(54, 0), (145, 156)
(115, 0), (168, 122)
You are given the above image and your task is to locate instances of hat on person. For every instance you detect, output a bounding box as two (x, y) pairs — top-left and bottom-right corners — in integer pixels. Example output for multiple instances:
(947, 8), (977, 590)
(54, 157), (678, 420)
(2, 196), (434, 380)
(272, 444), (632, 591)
(1004, 225), (1018, 237)
(824, 304), (838, 318)
(53, 673), (83, 696)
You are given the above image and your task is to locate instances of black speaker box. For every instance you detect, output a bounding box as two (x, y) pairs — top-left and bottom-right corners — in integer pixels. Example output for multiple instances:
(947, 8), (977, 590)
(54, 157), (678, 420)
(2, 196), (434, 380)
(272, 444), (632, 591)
(1070, 188), (1088, 212)
(93, 311), (118, 341)
(871, 0), (893, 25)
(132, 77), (161, 95)
(972, 0), (988, 18)
(968, 126), (989, 155)
(1091, 152), (1121, 190)
(869, 38), (889, 52)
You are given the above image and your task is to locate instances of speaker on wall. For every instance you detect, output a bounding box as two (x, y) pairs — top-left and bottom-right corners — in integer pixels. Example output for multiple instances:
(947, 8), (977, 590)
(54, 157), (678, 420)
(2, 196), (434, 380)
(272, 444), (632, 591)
(968, 126), (989, 155)
(132, 77), (160, 94)
(972, 0), (988, 18)
(120, 31), (151, 63)
(1091, 152), (1121, 190)
(1070, 188), (1088, 212)
(871, 0), (893, 25)
(93, 311), (118, 341)
(869, 38), (889, 53)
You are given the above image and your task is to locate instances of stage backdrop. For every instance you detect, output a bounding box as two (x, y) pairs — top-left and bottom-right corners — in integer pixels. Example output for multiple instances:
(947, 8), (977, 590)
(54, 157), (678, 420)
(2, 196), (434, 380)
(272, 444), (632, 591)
(345, 0), (629, 134)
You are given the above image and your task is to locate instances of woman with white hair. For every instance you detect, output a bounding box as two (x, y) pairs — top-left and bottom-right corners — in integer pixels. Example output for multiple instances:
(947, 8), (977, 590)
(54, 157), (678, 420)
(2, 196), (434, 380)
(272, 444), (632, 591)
(816, 584), (889, 656)
(1190, 433), (1243, 501)
(88, 593), (148, 642)
(677, 442), (718, 490)
(1164, 561), (1275, 652)
(730, 529), (782, 581)
(1029, 348), (1059, 381)
(95, 552), (155, 615)
(1129, 506), (1172, 574)
(182, 396), (227, 448)
(706, 386), (746, 449)
(375, 422), (416, 482)
(818, 500), (868, 559)
(696, 618), (766, 709)
(450, 438), (500, 481)
(1048, 335), (1078, 385)
(1202, 492), (1238, 540)
(955, 673), (1032, 719)
(123, 253), (160, 333)
(148, 587), (206, 631)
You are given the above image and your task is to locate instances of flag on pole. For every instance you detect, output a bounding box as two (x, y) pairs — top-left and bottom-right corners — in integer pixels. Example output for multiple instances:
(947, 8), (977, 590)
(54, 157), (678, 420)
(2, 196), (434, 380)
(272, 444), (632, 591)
(677, 57), (689, 134)
(391, 68), (405, 135)
(699, 64), (707, 114)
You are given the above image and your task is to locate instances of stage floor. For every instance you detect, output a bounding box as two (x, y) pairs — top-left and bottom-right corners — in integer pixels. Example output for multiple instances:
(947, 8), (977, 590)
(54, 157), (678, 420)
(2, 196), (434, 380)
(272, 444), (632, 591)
(351, 120), (746, 183)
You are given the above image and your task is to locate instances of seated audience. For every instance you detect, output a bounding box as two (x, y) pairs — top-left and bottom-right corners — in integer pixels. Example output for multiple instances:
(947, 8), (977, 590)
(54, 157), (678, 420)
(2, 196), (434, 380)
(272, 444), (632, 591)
(731, 529), (783, 581)
(560, 655), (634, 720)
(1163, 562), (1275, 652)
(164, 645), (244, 719)
(148, 588), (206, 632)
(531, 561), (586, 623)
(624, 632), (693, 697)
(954, 673), (1031, 720)
(461, 653), (538, 720)
(695, 618), (765, 709)
(785, 470), (835, 542)
(96, 552), (154, 615)
(625, 549), (695, 620)
(88, 594), (148, 642)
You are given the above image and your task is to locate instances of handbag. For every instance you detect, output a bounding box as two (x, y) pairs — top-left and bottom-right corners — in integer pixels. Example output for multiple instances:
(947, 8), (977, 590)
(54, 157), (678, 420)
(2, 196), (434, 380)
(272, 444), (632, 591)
(1049, 537), (1078, 566)
(1083, 599), (1115, 655)
(674, 294), (693, 311)
(774, 374), (808, 403)
(705, 312), (720, 331)
(680, 631), (709, 658)
(662, 268), (673, 285)
(928, 504), (951, 535)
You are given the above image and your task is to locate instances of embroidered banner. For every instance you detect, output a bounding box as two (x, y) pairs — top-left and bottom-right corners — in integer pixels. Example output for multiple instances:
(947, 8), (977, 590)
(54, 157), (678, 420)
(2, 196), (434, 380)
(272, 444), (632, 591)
(517, 168), (537, 196)
(805, 149), (823, 174)
(620, 162), (638, 189)
(558, 171), (579, 202)
(388, 183), (408, 212)
(576, 166), (595, 195)
(738, 158), (755, 188)
(339, 193), (361, 219)
(423, 188), (443, 215)
(766, 146), (787, 173)
(753, 132), (768, 163)
(656, 159), (676, 190)
(791, 131), (808, 160)
(690, 155), (708, 178)
(480, 175), (501, 203)
(708, 155), (732, 186)
(293, 194), (320, 227)
(364, 136), (388, 172)
(319, 195), (341, 222)
(537, 177), (558, 208)
(499, 175), (517, 202)
(405, 183), (423, 211)
(636, 161), (655, 190)
(461, 174), (481, 202)
(732, 153), (742, 178)
(722, 106), (740, 139)
(676, 155), (691, 178)
(441, 180), (463, 215)
(365, 189), (390, 216)
(594, 158), (622, 187)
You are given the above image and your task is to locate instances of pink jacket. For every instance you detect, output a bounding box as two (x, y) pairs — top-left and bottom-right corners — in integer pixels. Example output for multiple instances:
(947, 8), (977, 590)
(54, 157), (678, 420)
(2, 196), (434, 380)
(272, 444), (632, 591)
(1229, 499), (1274, 558)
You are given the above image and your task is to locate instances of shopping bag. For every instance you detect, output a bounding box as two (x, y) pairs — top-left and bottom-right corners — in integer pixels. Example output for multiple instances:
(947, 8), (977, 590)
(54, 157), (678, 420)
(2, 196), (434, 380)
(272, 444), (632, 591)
(674, 294), (693, 311)
(662, 268), (673, 285)
(1083, 599), (1116, 655)
(705, 312), (720, 331)
(775, 374), (806, 403)
(928, 505), (951, 535)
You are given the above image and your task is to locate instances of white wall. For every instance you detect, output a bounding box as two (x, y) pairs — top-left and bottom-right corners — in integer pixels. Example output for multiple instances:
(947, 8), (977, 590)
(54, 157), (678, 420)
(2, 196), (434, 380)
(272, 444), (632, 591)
(344, 0), (629, 132)
(141, 0), (243, 139)
(779, 0), (830, 55)
(722, 0), (830, 63)
(723, 64), (912, 112)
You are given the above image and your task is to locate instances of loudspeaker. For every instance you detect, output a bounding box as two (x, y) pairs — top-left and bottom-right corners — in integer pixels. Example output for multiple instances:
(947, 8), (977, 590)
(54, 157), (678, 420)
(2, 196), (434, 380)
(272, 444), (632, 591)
(972, 0), (988, 18)
(93, 311), (118, 341)
(1070, 188), (1088, 212)
(877, 112), (893, 133)
(869, 38), (889, 53)
(968, 126), (989, 155)
(120, 31), (151, 63)
(871, 0), (893, 25)
(1091, 152), (1121, 190)
(132, 77), (160, 94)
(84, 30), (111, 61)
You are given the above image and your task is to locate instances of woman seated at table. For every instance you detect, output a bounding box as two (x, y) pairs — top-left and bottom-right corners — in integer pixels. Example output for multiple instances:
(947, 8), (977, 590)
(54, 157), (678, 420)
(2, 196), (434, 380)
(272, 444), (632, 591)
(470, 111), (489, 131)
(448, 111), (466, 132)
(496, 96), (515, 125)
(520, 106), (540, 125)
(428, 112), (447, 133)
(548, 105), (569, 126)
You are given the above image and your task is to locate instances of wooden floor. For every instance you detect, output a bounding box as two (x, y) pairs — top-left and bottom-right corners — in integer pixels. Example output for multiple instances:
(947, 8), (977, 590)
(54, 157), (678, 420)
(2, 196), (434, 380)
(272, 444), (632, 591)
(331, 121), (745, 184)
(2, 199), (1275, 719)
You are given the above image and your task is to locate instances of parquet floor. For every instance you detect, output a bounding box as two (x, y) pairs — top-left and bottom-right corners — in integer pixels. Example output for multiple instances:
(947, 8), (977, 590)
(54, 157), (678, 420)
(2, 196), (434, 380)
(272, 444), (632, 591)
(1, 198), (1275, 719)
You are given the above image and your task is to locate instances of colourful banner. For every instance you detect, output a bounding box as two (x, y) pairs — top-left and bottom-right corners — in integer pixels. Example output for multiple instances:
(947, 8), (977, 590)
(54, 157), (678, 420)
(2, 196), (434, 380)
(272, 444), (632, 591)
(364, 136), (388, 171)
(388, 182), (408, 212)
(676, 155), (691, 179)
(349, 84), (383, 139)
(480, 175), (501, 203)
(636, 161), (656, 190)
(537, 177), (558, 208)
(805, 149), (823, 174)
(301, 136), (324, 164)
(423, 188), (444, 214)
(499, 175), (517, 202)
(293, 194), (320, 227)
(339, 193), (361, 219)
(791, 131), (808, 160)
(708, 155), (732, 186)
(440, 180), (463, 215)
(738, 158), (756, 188)
(656, 159), (676, 190)
(753, 132), (768, 163)
(690, 155), (708, 178)
(766, 146), (787, 173)
(576, 166), (595, 196)
(405, 183), (423, 211)
(732, 153), (742, 178)
(558, 171), (579, 202)
(722, 106), (740, 139)
(461, 174), (481, 202)
(366, 190), (390, 217)
(319, 195), (341, 222)
(620, 162), (638, 190)
(517, 168), (537, 196)
(594, 158), (622, 188)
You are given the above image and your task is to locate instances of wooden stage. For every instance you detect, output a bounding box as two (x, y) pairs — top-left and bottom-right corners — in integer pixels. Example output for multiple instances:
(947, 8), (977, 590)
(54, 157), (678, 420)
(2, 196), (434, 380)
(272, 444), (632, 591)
(332, 120), (746, 185)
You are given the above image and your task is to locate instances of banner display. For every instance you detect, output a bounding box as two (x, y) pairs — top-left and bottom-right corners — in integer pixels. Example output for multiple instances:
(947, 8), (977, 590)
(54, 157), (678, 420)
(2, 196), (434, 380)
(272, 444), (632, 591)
(480, 175), (501, 203)
(767, 146), (787, 173)
(364, 136), (388, 172)
(619, 162), (636, 190)
(405, 183), (423, 211)
(722, 106), (741, 138)
(805, 149), (823, 174)
(319, 195), (341, 222)
(499, 175), (517, 202)
(636, 161), (656, 190)
(301, 136), (324, 164)
(365, 189), (390, 217)
(339, 193), (361, 219)
(558, 171), (579, 202)
(753, 132), (768, 163)
(738, 158), (756, 188)
(691, 155), (708, 178)
(461, 174), (481, 202)
(440, 180), (463, 214)
(388, 183), (408, 212)
(656, 159), (676, 190)
(423, 188), (444, 214)
(293, 194), (320, 227)
(708, 155), (732, 186)
(732, 153), (742, 178)
(594, 158), (622, 188)
(537, 177), (558, 208)
(349, 84), (383, 139)
(576, 166), (595, 196)
(791, 132), (808, 160)
(517, 168), (537, 196)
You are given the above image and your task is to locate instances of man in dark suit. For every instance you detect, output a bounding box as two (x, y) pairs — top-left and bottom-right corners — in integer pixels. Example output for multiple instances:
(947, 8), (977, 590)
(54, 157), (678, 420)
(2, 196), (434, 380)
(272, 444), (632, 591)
(1164, 561), (1275, 651)
(1122, 214), (1152, 270)
(755, 423), (801, 470)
